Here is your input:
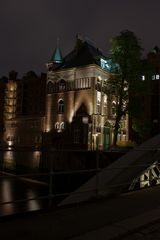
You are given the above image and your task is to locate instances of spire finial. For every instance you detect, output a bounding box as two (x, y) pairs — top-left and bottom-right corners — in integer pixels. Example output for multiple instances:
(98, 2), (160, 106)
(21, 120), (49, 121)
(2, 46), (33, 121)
(57, 37), (60, 48)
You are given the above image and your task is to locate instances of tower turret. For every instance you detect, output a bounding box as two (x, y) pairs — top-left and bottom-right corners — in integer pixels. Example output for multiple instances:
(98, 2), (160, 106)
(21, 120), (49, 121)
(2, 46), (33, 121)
(46, 39), (63, 70)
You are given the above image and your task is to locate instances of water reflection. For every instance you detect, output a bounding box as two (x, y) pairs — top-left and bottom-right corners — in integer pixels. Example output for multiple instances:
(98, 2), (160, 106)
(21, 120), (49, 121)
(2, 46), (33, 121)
(1, 179), (13, 202)
(26, 189), (40, 211)
(0, 150), (49, 216)
(0, 179), (14, 215)
(3, 151), (16, 169)
(1, 149), (41, 170)
(0, 175), (49, 217)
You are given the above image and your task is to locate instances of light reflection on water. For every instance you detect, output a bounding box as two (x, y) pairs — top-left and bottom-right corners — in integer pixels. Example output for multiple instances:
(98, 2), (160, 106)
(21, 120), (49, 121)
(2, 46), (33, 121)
(0, 176), (48, 216)
(2, 179), (12, 202)
(1, 150), (41, 170)
(0, 150), (48, 216)
(3, 151), (16, 169)
(0, 179), (14, 215)
(26, 189), (40, 211)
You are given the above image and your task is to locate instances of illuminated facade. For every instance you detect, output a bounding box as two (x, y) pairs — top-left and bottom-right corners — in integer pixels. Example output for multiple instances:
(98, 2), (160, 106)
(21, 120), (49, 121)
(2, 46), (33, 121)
(1, 39), (129, 152)
(2, 71), (46, 149)
(45, 37), (129, 150)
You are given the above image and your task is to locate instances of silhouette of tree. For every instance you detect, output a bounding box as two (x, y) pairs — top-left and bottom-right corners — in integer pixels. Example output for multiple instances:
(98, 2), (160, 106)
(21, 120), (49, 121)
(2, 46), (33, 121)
(109, 30), (143, 145)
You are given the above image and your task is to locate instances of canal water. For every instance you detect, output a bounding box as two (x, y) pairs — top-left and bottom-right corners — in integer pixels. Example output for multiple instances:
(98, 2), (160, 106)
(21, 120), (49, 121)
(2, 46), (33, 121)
(0, 149), (50, 217)
(0, 149), (41, 170)
(0, 149), (124, 216)
(0, 173), (49, 217)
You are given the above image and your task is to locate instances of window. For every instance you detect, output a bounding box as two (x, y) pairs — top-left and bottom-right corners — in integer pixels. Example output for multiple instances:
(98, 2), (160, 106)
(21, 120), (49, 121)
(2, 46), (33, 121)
(82, 117), (88, 124)
(55, 122), (60, 129)
(97, 91), (101, 114)
(97, 100), (101, 114)
(111, 101), (116, 116)
(47, 81), (54, 94)
(60, 122), (65, 129)
(141, 75), (145, 81)
(59, 79), (66, 91)
(152, 75), (156, 80)
(55, 122), (65, 131)
(156, 74), (160, 80)
(58, 99), (64, 113)
(104, 95), (107, 115)
(35, 136), (42, 143)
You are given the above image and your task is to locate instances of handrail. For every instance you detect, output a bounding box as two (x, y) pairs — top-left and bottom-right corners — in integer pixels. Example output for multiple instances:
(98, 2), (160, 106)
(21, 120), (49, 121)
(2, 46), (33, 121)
(0, 149), (160, 211)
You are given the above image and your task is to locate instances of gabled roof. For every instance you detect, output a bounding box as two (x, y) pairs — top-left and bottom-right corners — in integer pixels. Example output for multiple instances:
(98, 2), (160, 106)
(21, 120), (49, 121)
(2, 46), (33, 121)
(49, 37), (119, 73)
(54, 38), (106, 70)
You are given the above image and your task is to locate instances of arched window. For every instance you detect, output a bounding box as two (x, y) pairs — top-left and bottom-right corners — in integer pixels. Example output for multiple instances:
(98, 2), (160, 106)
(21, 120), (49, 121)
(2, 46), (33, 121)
(58, 99), (64, 113)
(104, 95), (107, 115)
(55, 122), (60, 129)
(97, 100), (101, 114)
(97, 91), (101, 114)
(60, 122), (65, 129)
(111, 101), (116, 116)
(59, 79), (66, 91)
(47, 81), (54, 94)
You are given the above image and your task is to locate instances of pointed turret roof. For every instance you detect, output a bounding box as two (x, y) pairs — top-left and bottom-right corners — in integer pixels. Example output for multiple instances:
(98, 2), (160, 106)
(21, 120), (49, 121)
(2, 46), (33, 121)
(51, 46), (63, 63)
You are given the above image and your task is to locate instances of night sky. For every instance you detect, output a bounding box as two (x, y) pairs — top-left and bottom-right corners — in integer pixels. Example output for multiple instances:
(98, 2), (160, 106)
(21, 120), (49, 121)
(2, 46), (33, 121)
(1, 0), (160, 77)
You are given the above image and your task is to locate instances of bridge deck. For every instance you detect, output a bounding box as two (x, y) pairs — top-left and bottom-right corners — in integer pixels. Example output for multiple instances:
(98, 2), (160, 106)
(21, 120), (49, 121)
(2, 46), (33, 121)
(1, 185), (160, 240)
(60, 134), (160, 205)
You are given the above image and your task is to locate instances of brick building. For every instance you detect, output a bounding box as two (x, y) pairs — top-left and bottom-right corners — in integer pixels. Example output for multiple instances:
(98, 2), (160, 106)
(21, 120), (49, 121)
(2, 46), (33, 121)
(44, 37), (129, 150)
(2, 71), (46, 148)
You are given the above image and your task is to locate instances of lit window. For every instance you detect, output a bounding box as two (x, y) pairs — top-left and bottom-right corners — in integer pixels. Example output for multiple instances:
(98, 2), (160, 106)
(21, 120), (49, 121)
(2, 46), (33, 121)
(55, 122), (60, 129)
(97, 91), (101, 114)
(152, 75), (156, 80)
(141, 75), (145, 81)
(156, 74), (160, 80)
(97, 100), (101, 114)
(104, 95), (107, 115)
(82, 117), (88, 124)
(58, 99), (64, 113)
(111, 101), (116, 116)
(60, 122), (65, 129)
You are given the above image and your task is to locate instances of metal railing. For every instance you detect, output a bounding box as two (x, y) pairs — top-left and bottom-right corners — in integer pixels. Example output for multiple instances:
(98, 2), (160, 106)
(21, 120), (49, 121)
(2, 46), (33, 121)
(0, 149), (160, 215)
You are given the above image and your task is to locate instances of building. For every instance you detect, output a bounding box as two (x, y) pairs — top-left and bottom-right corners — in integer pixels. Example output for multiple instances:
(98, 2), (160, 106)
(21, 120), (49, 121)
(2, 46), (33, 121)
(0, 76), (7, 144)
(147, 46), (160, 136)
(131, 46), (160, 143)
(1, 37), (130, 152)
(22, 71), (46, 116)
(45, 36), (129, 150)
(2, 71), (46, 149)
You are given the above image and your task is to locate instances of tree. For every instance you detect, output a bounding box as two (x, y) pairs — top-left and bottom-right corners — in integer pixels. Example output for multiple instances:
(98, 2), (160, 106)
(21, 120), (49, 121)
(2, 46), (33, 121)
(131, 58), (154, 142)
(108, 30), (143, 145)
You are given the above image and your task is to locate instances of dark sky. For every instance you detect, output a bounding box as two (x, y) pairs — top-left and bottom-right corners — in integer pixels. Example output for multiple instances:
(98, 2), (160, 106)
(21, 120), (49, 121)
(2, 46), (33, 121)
(1, 0), (160, 77)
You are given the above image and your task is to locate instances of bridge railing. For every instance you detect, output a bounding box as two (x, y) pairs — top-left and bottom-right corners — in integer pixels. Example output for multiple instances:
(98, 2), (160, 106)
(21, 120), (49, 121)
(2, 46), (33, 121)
(0, 149), (160, 215)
